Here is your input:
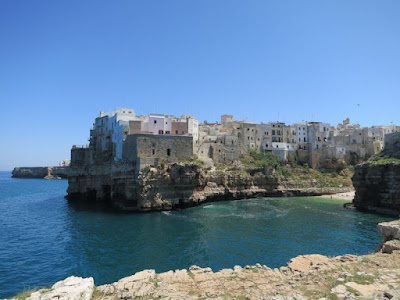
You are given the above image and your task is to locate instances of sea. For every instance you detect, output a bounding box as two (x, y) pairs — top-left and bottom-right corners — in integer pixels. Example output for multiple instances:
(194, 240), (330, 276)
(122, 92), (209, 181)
(0, 170), (395, 298)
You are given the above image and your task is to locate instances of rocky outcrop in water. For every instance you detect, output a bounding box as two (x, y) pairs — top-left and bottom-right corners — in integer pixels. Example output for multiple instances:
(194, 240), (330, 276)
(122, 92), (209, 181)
(352, 132), (400, 214)
(11, 220), (400, 300)
(352, 162), (400, 214)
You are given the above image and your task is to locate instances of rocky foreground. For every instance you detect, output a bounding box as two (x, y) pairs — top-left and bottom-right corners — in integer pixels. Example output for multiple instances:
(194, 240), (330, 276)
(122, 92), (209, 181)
(10, 220), (400, 300)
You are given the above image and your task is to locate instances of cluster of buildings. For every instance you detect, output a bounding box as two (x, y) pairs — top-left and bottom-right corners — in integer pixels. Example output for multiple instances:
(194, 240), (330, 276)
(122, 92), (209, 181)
(72, 108), (399, 170)
(197, 116), (399, 168)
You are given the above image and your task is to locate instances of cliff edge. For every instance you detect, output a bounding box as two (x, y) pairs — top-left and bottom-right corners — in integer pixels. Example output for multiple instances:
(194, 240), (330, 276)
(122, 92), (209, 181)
(68, 161), (353, 212)
(352, 132), (400, 214)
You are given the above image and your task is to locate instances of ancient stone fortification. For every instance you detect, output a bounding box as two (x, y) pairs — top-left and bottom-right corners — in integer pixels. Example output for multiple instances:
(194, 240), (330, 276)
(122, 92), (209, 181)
(11, 220), (400, 300)
(12, 167), (69, 179)
(352, 132), (400, 214)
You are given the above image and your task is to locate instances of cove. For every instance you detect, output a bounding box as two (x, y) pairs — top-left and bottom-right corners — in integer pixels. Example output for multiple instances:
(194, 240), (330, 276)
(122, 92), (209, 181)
(0, 171), (394, 298)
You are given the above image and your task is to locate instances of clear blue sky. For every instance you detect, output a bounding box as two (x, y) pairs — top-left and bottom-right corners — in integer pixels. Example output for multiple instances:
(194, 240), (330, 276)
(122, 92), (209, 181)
(1, 0), (399, 170)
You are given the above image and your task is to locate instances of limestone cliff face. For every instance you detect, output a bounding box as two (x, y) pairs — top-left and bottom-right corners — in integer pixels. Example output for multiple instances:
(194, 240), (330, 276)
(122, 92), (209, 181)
(12, 167), (70, 179)
(352, 162), (400, 213)
(352, 132), (400, 213)
(68, 162), (352, 212)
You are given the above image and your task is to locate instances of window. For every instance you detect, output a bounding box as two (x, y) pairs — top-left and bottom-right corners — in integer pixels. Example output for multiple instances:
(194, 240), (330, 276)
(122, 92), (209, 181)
(154, 120), (157, 124)
(165, 131), (170, 134)
(182, 131), (185, 134)
(158, 130), (164, 134)
(304, 137), (306, 142)
(152, 149), (155, 155)
(152, 143), (156, 147)
(175, 130), (178, 134)
(167, 149), (171, 156)
(272, 130), (275, 135)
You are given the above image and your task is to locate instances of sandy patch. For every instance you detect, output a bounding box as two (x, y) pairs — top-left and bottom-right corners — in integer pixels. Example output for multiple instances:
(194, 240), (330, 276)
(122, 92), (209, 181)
(317, 190), (355, 201)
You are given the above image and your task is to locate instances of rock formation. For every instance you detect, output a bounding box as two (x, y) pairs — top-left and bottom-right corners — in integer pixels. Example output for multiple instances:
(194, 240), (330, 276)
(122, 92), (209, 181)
(10, 219), (400, 300)
(68, 162), (352, 212)
(352, 132), (400, 214)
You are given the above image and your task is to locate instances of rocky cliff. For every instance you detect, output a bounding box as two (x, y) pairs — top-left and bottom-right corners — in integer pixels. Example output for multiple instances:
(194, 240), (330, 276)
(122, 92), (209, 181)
(12, 167), (70, 179)
(352, 132), (400, 214)
(67, 162), (352, 212)
(11, 220), (400, 300)
(352, 162), (400, 214)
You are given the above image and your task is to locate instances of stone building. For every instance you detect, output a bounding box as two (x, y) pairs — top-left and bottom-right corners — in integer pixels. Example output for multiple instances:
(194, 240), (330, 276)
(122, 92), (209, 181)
(123, 134), (193, 171)
(270, 122), (284, 143)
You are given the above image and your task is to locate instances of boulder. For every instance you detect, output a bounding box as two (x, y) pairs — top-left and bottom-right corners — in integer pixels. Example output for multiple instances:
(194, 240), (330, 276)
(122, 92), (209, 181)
(28, 276), (94, 300)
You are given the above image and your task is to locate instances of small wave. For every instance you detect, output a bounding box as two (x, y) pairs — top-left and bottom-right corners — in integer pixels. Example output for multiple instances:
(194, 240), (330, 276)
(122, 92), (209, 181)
(203, 205), (215, 209)
(161, 211), (171, 215)
(274, 209), (290, 218)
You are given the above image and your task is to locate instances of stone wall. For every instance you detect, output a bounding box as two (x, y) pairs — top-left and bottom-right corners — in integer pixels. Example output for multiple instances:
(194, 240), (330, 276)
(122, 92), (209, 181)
(381, 132), (400, 159)
(123, 134), (193, 164)
(71, 147), (91, 166)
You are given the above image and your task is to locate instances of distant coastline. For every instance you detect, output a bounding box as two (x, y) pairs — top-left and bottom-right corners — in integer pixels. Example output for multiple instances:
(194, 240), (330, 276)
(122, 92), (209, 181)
(11, 166), (69, 179)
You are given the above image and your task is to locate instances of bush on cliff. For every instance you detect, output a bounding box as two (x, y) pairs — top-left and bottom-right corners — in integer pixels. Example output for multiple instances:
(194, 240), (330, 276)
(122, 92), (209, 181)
(241, 150), (280, 169)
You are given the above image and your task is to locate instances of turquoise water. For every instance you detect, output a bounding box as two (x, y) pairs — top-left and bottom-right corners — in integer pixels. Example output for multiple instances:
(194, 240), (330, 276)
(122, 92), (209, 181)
(0, 171), (394, 298)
